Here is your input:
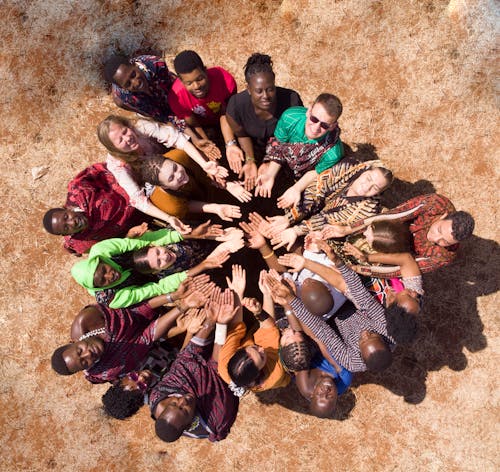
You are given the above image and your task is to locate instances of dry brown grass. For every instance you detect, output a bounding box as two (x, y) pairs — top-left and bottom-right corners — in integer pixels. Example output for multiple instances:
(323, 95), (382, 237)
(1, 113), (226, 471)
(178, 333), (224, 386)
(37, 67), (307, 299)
(0, 1), (498, 471)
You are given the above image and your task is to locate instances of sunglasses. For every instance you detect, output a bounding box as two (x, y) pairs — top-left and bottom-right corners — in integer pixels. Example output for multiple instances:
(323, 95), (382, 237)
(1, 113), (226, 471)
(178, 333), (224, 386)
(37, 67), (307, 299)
(127, 371), (148, 391)
(309, 114), (333, 130)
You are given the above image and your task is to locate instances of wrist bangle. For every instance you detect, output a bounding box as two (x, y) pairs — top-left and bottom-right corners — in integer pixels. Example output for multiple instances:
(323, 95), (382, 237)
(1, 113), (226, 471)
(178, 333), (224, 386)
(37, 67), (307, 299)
(214, 323), (228, 345)
(262, 250), (275, 260)
(166, 293), (174, 304)
(245, 155), (255, 163)
(254, 311), (270, 322)
(226, 139), (237, 146)
(284, 309), (293, 316)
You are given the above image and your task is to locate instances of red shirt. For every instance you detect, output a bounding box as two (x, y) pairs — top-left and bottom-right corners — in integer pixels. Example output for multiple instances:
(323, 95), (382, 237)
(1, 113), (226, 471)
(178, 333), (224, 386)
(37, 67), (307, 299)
(167, 67), (236, 126)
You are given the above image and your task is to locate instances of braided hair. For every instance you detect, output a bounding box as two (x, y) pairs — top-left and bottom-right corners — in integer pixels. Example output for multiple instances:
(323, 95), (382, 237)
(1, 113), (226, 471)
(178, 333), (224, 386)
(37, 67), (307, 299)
(244, 53), (275, 83)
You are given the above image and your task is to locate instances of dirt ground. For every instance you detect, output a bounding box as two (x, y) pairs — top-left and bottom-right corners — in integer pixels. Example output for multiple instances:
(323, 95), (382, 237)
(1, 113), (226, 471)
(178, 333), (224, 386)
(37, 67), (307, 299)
(1, 1), (498, 471)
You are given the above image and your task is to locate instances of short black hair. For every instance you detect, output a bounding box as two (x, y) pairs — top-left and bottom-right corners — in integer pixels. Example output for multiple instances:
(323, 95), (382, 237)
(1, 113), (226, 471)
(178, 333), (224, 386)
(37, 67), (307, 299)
(447, 211), (475, 241)
(155, 417), (183, 443)
(104, 54), (130, 83)
(51, 344), (73, 375)
(102, 384), (144, 419)
(42, 207), (65, 234)
(227, 348), (262, 388)
(364, 348), (392, 372)
(173, 50), (205, 75)
(244, 53), (274, 83)
(385, 304), (418, 344)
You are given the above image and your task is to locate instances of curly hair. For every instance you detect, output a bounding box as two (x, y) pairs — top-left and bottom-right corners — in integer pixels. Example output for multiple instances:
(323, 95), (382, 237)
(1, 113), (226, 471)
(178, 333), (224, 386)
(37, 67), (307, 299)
(42, 207), (65, 234)
(227, 348), (263, 388)
(134, 155), (165, 186)
(173, 50), (205, 75)
(385, 304), (418, 344)
(104, 54), (130, 83)
(102, 384), (144, 419)
(243, 53), (275, 83)
(280, 340), (311, 372)
(313, 93), (343, 120)
(51, 344), (73, 375)
(447, 211), (475, 241)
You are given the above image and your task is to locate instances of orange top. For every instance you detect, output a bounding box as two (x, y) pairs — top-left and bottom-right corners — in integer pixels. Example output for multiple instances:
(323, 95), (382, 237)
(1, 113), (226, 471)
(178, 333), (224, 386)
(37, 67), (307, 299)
(218, 322), (290, 392)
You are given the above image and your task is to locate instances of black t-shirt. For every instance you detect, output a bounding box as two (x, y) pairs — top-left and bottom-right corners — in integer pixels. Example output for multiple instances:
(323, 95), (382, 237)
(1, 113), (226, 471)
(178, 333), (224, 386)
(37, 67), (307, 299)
(226, 87), (303, 158)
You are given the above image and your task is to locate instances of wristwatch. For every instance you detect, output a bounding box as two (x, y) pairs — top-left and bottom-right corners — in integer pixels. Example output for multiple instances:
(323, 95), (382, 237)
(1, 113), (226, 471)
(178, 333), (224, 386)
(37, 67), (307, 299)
(226, 139), (238, 146)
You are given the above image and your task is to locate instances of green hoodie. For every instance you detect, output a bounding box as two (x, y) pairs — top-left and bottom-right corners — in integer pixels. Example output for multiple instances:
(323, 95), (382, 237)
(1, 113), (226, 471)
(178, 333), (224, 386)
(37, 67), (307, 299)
(71, 229), (187, 308)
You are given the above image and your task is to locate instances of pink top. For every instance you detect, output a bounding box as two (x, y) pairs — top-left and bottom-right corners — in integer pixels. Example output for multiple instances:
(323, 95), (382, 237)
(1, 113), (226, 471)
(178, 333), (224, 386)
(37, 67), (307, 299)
(167, 67), (237, 126)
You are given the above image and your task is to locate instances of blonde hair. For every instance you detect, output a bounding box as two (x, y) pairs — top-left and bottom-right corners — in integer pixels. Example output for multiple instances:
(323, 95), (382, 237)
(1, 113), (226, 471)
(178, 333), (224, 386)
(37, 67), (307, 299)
(97, 115), (139, 162)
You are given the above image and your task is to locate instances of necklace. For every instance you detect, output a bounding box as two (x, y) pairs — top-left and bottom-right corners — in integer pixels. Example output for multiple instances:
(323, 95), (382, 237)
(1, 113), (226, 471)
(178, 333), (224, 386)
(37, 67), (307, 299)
(78, 327), (106, 341)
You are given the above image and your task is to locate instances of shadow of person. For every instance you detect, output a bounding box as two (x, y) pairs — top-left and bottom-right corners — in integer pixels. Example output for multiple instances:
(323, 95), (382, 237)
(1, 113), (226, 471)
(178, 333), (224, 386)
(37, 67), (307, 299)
(352, 234), (498, 403)
(255, 382), (356, 421)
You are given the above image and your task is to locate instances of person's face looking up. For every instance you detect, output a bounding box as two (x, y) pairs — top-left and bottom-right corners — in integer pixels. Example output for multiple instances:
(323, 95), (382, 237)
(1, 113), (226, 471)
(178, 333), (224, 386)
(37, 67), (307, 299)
(311, 374), (338, 415)
(245, 344), (267, 370)
(158, 160), (189, 190)
(62, 337), (105, 373)
(113, 64), (150, 94)
(120, 370), (152, 392)
(93, 262), (121, 288)
(348, 169), (389, 197)
(305, 103), (337, 140)
(247, 72), (276, 112)
(426, 215), (458, 247)
(145, 246), (176, 271)
(179, 68), (209, 99)
(386, 287), (420, 315)
(108, 123), (140, 153)
(155, 393), (196, 430)
(279, 328), (304, 348)
(51, 209), (88, 235)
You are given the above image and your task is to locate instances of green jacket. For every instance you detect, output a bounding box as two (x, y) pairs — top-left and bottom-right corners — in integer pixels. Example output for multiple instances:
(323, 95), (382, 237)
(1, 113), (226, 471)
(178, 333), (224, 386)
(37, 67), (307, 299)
(71, 229), (188, 308)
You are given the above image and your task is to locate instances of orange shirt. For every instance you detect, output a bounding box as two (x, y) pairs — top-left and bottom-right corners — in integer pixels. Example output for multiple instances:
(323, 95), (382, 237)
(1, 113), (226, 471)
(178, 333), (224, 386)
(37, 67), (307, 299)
(218, 322), (290, 392)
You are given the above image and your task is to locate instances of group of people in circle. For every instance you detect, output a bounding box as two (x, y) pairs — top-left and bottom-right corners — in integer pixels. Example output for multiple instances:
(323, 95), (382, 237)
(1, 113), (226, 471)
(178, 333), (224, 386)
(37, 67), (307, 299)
(44, 49), (475, 443)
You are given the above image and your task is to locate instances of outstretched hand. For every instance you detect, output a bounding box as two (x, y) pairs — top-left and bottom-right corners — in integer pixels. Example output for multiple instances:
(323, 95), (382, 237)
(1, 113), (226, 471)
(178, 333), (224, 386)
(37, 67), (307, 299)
(270, 227), (298, 251)
(187, 220), (224, 240)
(126, 222), (149, 239)
(264, 273), (296, 306)
(195, 139), (221, 160)
(277, 253), (306, 273)
(277, 186), (301, 209)
(239, 221), (267, 250)
(226, 181), (252, 203)
(225, 264), (246, 300)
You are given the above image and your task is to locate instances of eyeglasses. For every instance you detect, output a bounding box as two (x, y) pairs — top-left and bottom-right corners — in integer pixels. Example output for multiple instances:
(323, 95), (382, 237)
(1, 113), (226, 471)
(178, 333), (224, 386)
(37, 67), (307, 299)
(127, 371), (148, 391)
(309, 114), (333, 130)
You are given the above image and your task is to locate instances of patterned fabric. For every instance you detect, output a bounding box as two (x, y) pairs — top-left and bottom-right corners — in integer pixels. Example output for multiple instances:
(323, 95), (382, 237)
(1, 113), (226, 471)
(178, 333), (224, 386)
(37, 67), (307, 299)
(155, 240), (213, 280)
(265, 126), (340, 179)
(290, 263), (394, 373)
(84, 302), (158, 384)
(63, 163), (142, 255)
(267, 106), (344, 174)
(352, 194), (458, 275)
(287, 159), (383, 232)
(149, 341), (239, 442)
(112, 55), (183, 127)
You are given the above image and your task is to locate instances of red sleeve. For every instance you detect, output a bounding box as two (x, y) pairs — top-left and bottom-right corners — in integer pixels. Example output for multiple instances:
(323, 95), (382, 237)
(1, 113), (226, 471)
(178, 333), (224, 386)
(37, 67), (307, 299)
(167, 79), (191, 119)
